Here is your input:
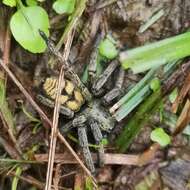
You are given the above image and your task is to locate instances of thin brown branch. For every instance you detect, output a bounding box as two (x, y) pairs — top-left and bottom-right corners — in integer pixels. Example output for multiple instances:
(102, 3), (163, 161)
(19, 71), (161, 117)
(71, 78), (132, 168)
(45, 30), (76, 190)
(172, 72), (190, 113)
(60, 171), (76, 179)
(90, 0), (118, 12)
(35, 153), (139, 166)
(9, 172), (72, 190)
(173, 99), (190, 135)
(53, 164), (62, 190)
(45, 65), (65, 190)
(0, 136), (20, 159)
(2, 26), (11, 68)
(0, 23), (19, 151)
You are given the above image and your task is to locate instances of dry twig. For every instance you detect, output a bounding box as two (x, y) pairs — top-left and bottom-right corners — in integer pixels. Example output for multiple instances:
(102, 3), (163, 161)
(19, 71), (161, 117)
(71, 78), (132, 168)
(35, 153), (139, 166)
(172, 72), (190, 113)
(45, 30), (74, 190)
(173, 99), (190, 135)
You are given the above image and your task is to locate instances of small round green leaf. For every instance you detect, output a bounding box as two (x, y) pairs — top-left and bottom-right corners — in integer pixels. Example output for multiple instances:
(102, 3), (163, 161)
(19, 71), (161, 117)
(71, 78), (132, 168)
(10, 6), (49, 53)
(26, 0), (37, 6)
(150, 128), (171, 147)
(150, 78), (161, 92)
(53, 0), (75, 14)
(101, 138), (108, 146)
(99, 37), (118, 59)
(2, 0), (16, 7)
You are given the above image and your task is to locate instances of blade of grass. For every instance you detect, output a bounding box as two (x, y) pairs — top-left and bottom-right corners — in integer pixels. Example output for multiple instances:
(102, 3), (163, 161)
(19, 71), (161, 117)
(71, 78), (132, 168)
(0, 158), (42, 164)
(120, 31), (190, 73)
(113, 85), (150, 121)
(115, 60), (185, 152)
(138, 9), (165, 33)
(110, 68), (157, 113)
(0, 80), (16, 142)
(111, 60), (181, 121)
(12, 166), (22, 190)
(116, 89), (162, 152)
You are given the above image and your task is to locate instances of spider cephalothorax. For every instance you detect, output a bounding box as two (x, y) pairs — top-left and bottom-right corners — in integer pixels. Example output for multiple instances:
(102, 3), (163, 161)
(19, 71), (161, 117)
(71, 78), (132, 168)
(34, 32), (125, 173)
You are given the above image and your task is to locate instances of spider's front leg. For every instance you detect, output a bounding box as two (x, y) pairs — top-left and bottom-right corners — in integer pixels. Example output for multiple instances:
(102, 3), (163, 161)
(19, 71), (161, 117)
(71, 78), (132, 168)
(92, 59), (119, 96)
(36, 95), (74, 118)
(102, 67), (125, 105)
(91, 58), (125, 105)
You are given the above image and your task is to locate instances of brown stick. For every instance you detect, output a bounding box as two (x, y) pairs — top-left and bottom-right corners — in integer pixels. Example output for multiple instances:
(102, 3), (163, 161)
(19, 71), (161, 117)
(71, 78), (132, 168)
(35, 153), (139, 166)
(45, 65), (65, 190)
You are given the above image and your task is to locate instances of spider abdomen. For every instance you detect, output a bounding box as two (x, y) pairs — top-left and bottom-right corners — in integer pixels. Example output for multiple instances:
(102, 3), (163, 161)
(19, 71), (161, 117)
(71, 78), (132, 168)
(43, 77), (85, 112)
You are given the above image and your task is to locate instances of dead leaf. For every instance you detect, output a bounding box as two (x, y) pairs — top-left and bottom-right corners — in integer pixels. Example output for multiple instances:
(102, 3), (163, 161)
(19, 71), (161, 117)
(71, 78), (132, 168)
(172, 73), (190, 113)
(173, 99), (190, 136)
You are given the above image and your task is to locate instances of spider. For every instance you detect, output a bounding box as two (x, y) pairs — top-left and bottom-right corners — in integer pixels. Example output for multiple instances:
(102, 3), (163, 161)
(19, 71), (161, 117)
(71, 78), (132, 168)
(34, 31), (125, 173)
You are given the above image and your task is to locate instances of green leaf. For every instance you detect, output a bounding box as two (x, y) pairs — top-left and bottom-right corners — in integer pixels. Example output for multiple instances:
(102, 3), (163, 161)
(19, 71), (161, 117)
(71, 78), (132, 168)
(99, 36), (118, 59)
(116, 89), (162, 152)
(120, 31), (190, 73)
(169, 88), (178, 103)
(53, 0), (75, 14)
(2, 0), (16, 7)
(26, 0), (37, 6)
(101, 138), (108, 146)
(85, 177), (93, 190)
(150, 78), (160, 92)
(10, 6), (49, 53)
(150, 128), (171, 147)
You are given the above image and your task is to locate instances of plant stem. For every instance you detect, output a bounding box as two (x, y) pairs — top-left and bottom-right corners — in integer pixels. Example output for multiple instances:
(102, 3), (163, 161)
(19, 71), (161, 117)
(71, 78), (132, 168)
(12, 166), (22, 190)
(56, 0), (88, 50)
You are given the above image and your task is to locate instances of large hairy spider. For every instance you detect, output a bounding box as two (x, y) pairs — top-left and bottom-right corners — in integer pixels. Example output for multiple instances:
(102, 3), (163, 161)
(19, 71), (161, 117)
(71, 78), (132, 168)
(34, 32), (125, 173)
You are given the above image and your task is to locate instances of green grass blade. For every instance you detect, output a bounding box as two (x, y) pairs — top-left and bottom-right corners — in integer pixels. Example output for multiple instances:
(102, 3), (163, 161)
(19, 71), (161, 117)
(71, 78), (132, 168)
(110, 68), (157, 113)
(113, 85), (150, 121)
(120, 31), (190, 73)
(116, 89), (162, 152)
(112, 60), (181, 121)
(12, 166), (22, 190)
(0, 80), (16, 136)
(139, 9), (165, 33)
(0, 158), (41, 164)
